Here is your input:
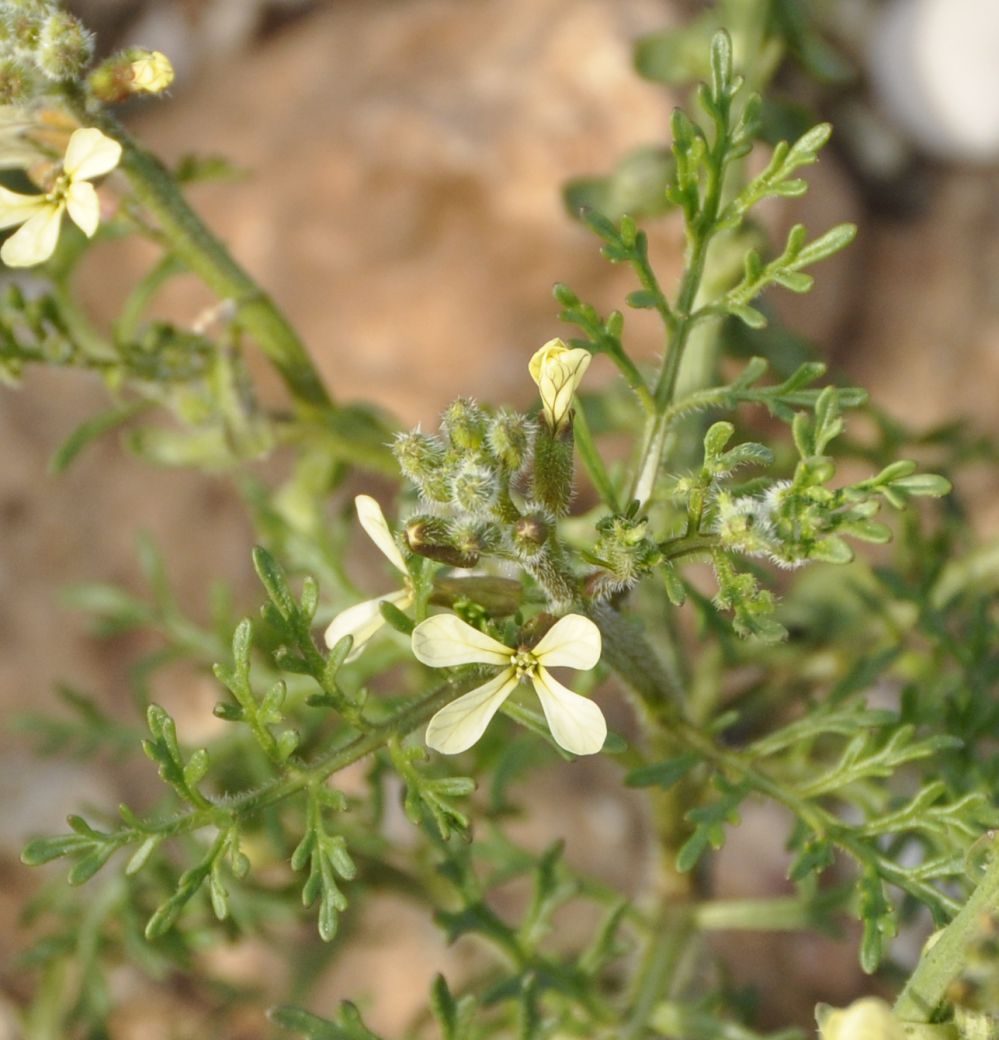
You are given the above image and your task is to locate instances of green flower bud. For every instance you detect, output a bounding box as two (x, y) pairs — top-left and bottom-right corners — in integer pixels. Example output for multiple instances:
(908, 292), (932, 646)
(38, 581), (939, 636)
(487, 408), (534, 471)
(713, 491), (773, 557)
(512, 512), (550, 559)
(449, 518), (500, 558)
(4, 9), (42, 51)
(532, 421), (575, 517)
(392, 430), (449, 501)
(450, 461), (497, 515)
(591, 514), (662, 594)
(441, 396), (487, 452)
(89, 48), (174, 103)
(36, 11), (93, 81)
(405, 515), (477, 568)
(0, 56), (31, 103)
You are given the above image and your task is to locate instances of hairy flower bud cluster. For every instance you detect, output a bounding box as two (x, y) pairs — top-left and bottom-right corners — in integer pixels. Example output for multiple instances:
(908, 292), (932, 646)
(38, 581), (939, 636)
(586, 514), (662, 601)
(0, 1), (92, 89)
(391, 397), (582, 604)
(712, 481), (860, 569)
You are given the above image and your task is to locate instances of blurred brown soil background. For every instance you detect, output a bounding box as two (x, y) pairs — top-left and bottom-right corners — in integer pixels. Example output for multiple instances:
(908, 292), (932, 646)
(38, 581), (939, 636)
(1, 0), (998, 1036)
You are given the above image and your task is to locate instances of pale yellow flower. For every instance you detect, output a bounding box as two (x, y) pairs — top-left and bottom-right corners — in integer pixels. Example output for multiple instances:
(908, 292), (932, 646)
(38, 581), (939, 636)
(130, 51), (174, 94)
(528, 338), (592, 432)
(0, 126), (121, 267)
(412, 612), (606, 756)
(817, 998), (905, 1040)
(324, 495), (412, 662)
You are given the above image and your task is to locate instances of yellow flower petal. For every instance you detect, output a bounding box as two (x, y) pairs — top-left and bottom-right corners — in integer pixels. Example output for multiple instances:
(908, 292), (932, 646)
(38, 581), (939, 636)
(62, 127), (122, 182)
(355, 494), (407, 573)
(411, 614), (511, 667)
(532, 614), (601, 670)
(0, 186), (46, 229)
(818, 998), (904, 1040)
(528, 339), (591, 430)
(324, 588), (412, 663)
(426, 668), (519, 754)
(65, 180), (99, 237)
(130, 51), (174, 94)
(531, 666), (606, 755)
(1, 203), (63, 266)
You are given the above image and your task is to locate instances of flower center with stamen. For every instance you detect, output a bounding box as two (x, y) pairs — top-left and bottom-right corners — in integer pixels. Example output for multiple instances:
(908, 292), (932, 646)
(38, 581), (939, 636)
(512, 648), (537, 680)
(46, 171), (70, 204)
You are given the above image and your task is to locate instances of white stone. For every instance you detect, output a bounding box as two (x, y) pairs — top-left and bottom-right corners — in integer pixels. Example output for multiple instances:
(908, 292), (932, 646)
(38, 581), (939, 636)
(869, 0), (999, 161)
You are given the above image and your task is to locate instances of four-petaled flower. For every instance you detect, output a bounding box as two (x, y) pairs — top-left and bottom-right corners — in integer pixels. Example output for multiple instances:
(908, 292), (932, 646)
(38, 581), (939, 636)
(528, 337), (592, 432)
(324, 495), (412, 662)
(412, 612), (606, 756)
(0, 126), (122, 267)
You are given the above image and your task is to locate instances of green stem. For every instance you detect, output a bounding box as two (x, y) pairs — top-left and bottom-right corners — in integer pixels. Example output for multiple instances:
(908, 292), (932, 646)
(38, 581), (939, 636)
(573, 399), (620, 512)
(622, 905), (695, 1040)
(90, 683), (459, 848)
(894, 835), (999, 1023)
(67, 98), (332, 412)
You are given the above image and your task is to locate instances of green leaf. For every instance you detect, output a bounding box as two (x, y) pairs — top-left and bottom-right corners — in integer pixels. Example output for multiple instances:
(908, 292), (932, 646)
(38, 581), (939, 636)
(252, 546), (297, 622)
(891, 473), (952, 498)
(676, 778), (748, 872)
(269, 1002), (384, 1040)
(49, 400), (150, 474)
(626, 752), (699, 790)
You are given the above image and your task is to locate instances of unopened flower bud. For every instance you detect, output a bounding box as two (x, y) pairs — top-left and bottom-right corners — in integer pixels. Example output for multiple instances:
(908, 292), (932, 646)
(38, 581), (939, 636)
(450, 461), (497, 515)
(513, 513), (550, 558)
(392, 430), (449, 501)
(450, 518), (499, 558)
(36, 11), (93, 81)
(0, 57), (31, 103)
(528, 338), (591, 433)
(88, 48), (175, 103)
(713, 492), (772, 556)
(487, 408), (534, 471)
(405, 516), (478, 568)
(128, 50), (173, 94)
(441, 396), (487, 452)
(5, 9), (41, 51)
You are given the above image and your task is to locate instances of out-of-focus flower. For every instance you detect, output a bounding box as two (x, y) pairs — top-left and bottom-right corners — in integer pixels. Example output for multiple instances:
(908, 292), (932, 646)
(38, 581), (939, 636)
(817, 998), (905, 1040)
(412, 612), (605, 755)
(528, 338), (592, 432)
(0, 125), (120, 266)
(129, 51), (174, 95)
(324, 495), (412, 662)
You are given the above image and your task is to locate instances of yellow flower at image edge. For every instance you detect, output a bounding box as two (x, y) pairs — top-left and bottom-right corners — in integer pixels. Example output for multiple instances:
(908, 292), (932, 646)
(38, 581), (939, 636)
(817, 998), (905, 1040)
(412, 612), (606, 756)
(323, 495), (412, 662)
(0, 127), (122, 267)
(528, 337), (592, 432)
